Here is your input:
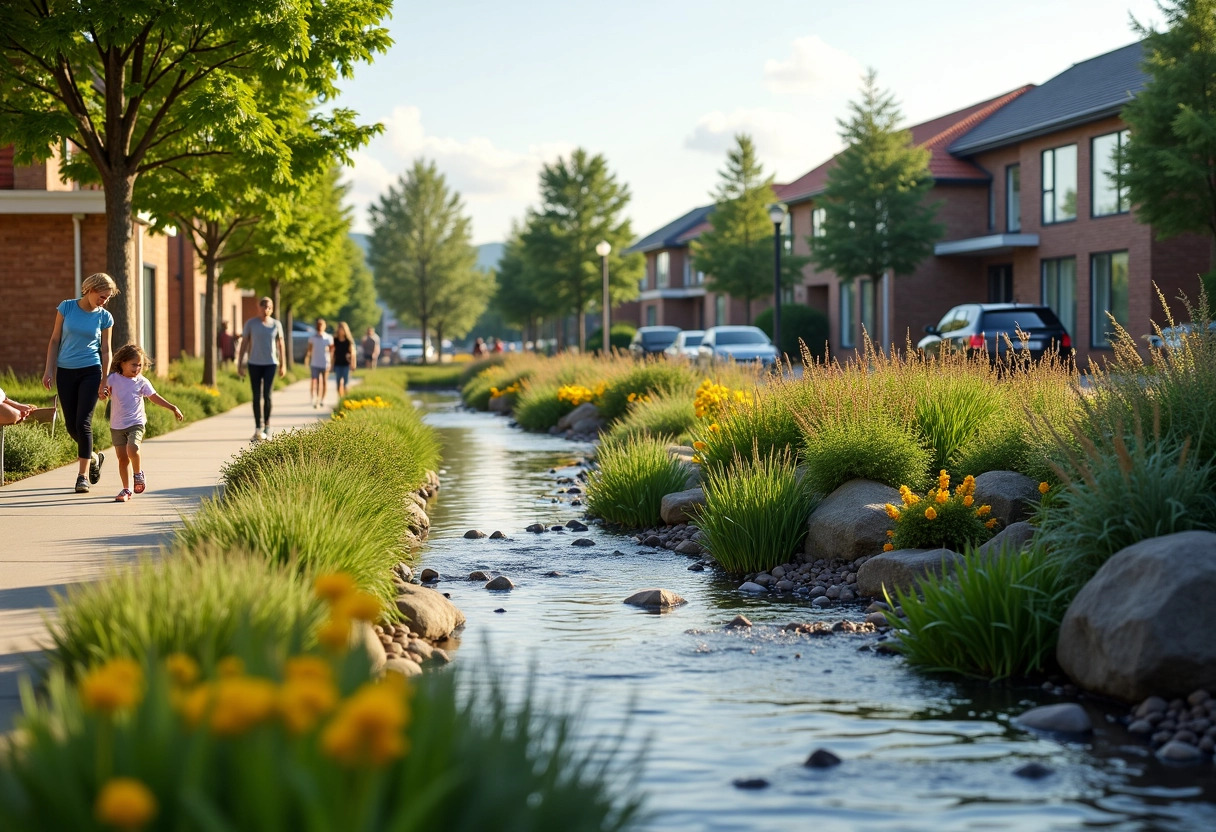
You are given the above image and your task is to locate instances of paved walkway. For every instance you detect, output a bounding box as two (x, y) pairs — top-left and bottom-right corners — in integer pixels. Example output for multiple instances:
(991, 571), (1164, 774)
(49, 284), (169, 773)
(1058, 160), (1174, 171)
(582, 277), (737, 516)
(0, 378), (328, 728)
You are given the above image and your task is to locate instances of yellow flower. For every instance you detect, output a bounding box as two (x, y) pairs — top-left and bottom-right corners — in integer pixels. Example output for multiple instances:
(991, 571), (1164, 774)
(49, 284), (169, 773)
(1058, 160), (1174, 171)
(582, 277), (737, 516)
(209, 676), (278, 736)
(935, 489), (949, 504)
(315, 572), (358, 603)
(985, 518), (999, 529)
(280, 675), (339, 735)
(692, 441), (708, 451)
(80, 659), (143, 715)
(318, 616), (352, 652)
(962, 495), (974, 508)
(95, 777), (157, 831)
(937, 470), (950, 491)
(334, 591), (382, 623)
(285, 656), (333, 683)
(321, 678), (413, 767)
(976, 505), (991, 518)
(216, 656), (245, 678)
(165, 653), (199, 687)
(691, 455), (702, 464)
(1039, 481), (1050, 494)
(708, 423), (720, 433)
(883, 503), (901, 520)
(886, 529), (895, 538)
(924, 507), (937, 521)
(883, 543), (894, 552)
(174, 683), (212, 728)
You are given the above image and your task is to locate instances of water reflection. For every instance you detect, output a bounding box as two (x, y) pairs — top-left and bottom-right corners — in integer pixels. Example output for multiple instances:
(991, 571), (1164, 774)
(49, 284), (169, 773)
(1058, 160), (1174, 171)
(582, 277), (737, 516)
(416, 392), (1216, 831)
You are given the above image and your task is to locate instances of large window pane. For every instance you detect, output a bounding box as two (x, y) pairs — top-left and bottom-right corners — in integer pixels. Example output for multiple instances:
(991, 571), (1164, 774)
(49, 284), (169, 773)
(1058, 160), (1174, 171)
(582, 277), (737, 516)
(1092, 131), (1129, 217)
(1041, 257), (1076, 337)
(1006, 165), (1021, 232)
(811, 207), (826, 238)
(657, 252), (670, 289)
(1042, 145), (1077, 224)
(1091, 251), (1129, 347)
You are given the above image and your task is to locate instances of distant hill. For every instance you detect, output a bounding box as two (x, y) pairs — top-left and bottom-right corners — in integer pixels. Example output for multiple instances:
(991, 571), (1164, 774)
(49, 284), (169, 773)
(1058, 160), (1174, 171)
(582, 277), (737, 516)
(350, 234), (502, 275)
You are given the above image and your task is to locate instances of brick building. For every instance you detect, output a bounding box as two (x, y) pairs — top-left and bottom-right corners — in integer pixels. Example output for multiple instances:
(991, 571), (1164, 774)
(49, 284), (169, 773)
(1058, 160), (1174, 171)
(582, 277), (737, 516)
(166, 236), (248, 363)
(1, 145), (172, 377)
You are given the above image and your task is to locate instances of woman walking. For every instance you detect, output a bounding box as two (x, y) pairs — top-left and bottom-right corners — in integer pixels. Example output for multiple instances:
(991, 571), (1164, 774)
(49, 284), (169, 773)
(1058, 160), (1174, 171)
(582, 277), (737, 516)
(238, 297), (287, 441)
(332, 321), (357, 399)
(42, 272), (116, 493)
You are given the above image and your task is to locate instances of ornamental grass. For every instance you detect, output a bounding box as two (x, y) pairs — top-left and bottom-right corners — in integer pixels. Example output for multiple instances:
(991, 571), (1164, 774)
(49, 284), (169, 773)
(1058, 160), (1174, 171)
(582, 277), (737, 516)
(1, 583), (642, 832)
(692, 381), (807, 473)
(885, 545), (1072, 680)
(585, 436), (691, 528)
(884, 470), (996, 552)
(697, 449), (818, 574)
(604, 391), (698, 444)
(596, 361), (698, 422)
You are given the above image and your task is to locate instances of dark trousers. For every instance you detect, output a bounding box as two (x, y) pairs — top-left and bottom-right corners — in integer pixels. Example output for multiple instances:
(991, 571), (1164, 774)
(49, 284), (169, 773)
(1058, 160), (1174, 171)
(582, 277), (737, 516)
(57, 365), (101, 460)
(248, 363), (276, 427)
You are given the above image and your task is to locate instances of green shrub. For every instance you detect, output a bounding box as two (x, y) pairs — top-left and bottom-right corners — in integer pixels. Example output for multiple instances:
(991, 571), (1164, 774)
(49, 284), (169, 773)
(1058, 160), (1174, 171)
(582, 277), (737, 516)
(458, 354), (509, 388)
(513, 382), (576, 431)
(949, 416), (1027, 479)
(586, 437), (690, 528)
(754, 303), (830, 360)
(693, 385), (805, 472)
(911, 376), (1001, 475)
(598, 363), (697, 423)
(174, 464), (409, 606)
(887, 546), (1072, 680)
(588, 323), (637, 353)
(605, 392), (697, 444)
(47, 550), (325, 674)
(463, 366), (531, 411)
(887, 472), (996, 551)
(0, 422), (59, 473)
(802, 414), (931, 494)
(698, 450), (818, 573)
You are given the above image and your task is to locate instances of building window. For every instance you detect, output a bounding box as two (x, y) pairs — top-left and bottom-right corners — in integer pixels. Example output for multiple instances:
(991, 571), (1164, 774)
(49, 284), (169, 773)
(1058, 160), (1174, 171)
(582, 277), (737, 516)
(141, 265), (157, 360)
(860, 279), (877, 341)
(714, 294), (726, 326)
(1041, 145), (1077, 224)
(839, 281), (855, 349)
(1006, 164), (1021, 232)
(1041, 257), (1077, 338)
(683, 258), (691, 287)
(646, 305), (657, 326)
(781, 287), (794, 305)
(695, 269), (705, 285)
(1091, 251), (1129, 347)
(656, 251), (669, 289)
(781, 214), (792, 254)
(811, 207), (826, 238)
(1092, 130), (1130, 217)
(987, 183), (995, 231)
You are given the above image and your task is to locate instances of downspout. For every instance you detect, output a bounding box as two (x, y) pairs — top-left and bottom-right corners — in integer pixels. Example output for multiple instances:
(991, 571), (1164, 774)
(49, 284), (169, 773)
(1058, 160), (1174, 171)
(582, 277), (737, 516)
(72, 214), (84, 296)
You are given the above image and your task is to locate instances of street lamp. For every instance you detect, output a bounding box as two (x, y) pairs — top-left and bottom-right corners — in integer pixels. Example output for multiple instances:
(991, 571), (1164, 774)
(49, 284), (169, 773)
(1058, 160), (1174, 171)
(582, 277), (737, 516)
(596, 240), (612, 354)
(767, 203), (787, 359)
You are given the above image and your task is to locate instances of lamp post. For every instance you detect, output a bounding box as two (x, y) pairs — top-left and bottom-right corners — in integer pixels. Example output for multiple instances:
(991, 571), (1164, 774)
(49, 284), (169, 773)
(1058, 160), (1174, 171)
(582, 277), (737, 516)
(767, 203), (787, 358)
(596, 240), (612, 354)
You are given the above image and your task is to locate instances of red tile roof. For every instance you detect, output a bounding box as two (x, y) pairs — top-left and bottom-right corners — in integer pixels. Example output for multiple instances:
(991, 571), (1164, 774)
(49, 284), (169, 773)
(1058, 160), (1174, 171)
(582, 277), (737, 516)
(778, 86), (1034, 204)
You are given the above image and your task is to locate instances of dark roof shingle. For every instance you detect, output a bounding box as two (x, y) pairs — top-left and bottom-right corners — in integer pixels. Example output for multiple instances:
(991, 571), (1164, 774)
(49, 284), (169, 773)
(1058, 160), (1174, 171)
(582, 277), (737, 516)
(626, 203), (713, 254)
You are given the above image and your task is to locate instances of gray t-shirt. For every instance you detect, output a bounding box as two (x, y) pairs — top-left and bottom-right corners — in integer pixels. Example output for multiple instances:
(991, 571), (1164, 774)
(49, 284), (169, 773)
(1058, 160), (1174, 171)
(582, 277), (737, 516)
(242, 316), (284, 365)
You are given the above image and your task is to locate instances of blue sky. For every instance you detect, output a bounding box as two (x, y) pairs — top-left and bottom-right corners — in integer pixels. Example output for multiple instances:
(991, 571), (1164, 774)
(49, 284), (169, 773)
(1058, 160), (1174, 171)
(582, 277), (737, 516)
(336, 0), (1163, 244)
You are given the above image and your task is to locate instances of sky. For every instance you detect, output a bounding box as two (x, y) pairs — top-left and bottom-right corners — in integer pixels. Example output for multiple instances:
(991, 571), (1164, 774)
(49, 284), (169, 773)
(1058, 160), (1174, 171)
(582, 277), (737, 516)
(335, 0), (1164, 245)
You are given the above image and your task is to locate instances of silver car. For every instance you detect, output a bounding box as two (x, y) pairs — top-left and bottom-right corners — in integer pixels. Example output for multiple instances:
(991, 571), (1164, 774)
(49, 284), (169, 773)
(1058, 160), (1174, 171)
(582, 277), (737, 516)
(697, 326), (778, 367)
(664, 330), (704, 361)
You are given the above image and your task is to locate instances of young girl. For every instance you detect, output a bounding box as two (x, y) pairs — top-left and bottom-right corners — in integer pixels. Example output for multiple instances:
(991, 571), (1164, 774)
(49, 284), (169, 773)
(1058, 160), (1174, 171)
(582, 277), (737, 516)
(331, 321), (357, 399)
(105, 344), (183, 502)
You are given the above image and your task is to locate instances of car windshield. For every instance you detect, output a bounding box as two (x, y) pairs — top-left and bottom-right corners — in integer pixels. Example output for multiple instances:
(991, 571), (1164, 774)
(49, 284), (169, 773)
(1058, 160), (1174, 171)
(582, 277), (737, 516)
(981, 311), (1053, 331)
(642, 331), (678, 345)
(399, 339), (424, 348)
(681, 334), (703, 347)
(715, 330), (768, 346)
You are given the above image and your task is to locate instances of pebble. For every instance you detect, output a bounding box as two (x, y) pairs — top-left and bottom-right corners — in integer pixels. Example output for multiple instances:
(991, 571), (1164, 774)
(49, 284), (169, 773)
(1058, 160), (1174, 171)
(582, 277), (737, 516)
(804, 749), (841, 768)
(572, 538), (595, 547)
(545, 570), (563, 577)
(468, 570), (491, 581)
(1016, 703), (1092, 735)
(1013, 762), (1053, 779)
(489, 530), (506, 539)
(1157, 740), (1204, 763)
(865, 612), (889, 627)
(525, 523), (546, 533)
(463, 529), (487, 539)
(725, 615), (753, 629)
(494, 608), (506, 613)
(811, 596), (831, 608)
(688, 563), (705, 571)
(566, 520), (589, 531)
(420, 568), (440, 583)
(732, 778), (769, 790)
(550, 525), (565, 532)
(1127, 689), (1216, 755)
(738, 581), (768, 594)
(485, 576), (515, 590)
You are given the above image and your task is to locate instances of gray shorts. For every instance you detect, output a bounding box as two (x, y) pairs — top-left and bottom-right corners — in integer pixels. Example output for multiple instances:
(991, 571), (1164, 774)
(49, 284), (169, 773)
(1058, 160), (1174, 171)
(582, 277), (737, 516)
(310, 365), (328, 380)
(111, 424), (146, 450)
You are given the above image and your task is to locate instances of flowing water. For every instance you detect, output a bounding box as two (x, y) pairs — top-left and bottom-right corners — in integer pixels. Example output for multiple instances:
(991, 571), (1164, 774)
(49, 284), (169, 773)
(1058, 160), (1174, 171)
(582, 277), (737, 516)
(415, 391), (1216, 832)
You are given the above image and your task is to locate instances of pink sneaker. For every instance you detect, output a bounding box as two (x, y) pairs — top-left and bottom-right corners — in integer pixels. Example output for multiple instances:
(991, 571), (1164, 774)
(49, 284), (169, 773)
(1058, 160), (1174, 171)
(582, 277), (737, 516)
(133, 471), (146, 494)
(115, 489), (132, 502)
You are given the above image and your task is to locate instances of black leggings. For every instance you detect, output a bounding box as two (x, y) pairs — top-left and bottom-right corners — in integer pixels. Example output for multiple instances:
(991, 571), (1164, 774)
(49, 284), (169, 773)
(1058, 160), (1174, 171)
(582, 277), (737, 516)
(57, 365), (101, 460)
(248, 363), (276, 428)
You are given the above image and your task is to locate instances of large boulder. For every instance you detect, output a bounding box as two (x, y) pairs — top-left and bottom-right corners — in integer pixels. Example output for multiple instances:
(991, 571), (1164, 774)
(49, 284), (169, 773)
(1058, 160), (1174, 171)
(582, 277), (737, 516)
(855, 548), (962, 598)
(1057, 531), (1216, 702)
(804, 479), (900, 562)
(395, 583), (466, 640)
(488, 394), (513, 414)
(661, 488), (706, 525)
(558, 402), (600, 432)
(975, 521), (1036, 561)
(570, 415), (604, 436)
(973, 471), (1042, 526)
(405, 500), (430, 541)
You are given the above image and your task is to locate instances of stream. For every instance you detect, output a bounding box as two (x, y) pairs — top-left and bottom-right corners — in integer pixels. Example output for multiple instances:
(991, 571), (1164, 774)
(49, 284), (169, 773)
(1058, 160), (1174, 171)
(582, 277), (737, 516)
(415, 391), (1216, 832)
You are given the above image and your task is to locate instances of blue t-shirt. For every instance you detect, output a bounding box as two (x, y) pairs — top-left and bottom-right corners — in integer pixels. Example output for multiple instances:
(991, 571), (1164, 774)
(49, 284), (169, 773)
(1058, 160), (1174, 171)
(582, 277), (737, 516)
(57, 299), (113, 369)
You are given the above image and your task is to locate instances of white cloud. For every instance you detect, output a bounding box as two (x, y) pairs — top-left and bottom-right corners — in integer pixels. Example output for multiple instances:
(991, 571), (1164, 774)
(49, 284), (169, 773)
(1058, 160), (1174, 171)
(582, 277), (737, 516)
(344, 106), (574, 240)
(683, 107), (842, 180)
(763, 35), (864, 97)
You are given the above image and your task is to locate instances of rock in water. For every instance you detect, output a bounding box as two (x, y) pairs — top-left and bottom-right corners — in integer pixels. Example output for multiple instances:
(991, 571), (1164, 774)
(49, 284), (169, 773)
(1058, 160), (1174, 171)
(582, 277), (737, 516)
(395, 584), (466, 640)
(623, 588), (686, 611)
(463, 529), (487, 539)
(804, 749), (842, 768)
(485, 575), (515, 591)
(1014, 703), (1092, 735)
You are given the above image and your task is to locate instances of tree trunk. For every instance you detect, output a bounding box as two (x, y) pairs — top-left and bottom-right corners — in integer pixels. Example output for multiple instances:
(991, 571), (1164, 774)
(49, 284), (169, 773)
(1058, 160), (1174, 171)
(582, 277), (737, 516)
(202, 252), (220, 387)
(103, 171), (138, 347)
(419, 315), (429, 365)
(435, 323), (445, 364)
(284, 303), (295, 369)
(577, 302), (587, 354)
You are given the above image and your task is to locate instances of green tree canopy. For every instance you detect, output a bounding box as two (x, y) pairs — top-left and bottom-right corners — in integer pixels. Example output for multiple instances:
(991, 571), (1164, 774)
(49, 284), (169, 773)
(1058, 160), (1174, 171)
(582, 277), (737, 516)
(692, 134), (807, 323)
(431, 267), (493, 355)
(520, 149), (642, 351)
(368, 160), (478, 364)
(337, 236), (382, 336)
(0, 0), (391, 346)
(1121, 0), (1216, 296)
(811, 71), (943, 291)
(491, 222), (551, 340)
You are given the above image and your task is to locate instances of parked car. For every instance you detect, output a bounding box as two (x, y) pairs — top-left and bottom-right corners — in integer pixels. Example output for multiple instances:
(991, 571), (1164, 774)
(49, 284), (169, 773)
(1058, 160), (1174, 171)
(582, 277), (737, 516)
(697, 326), (779, 367)
(396, 337), (436, 364)
(629, 326), (681, 357)
(664, 330), (704, 361)
(291, 321), (315, 364)
(917, 303), (1071, 361)
(1146, 321), (1216, 349)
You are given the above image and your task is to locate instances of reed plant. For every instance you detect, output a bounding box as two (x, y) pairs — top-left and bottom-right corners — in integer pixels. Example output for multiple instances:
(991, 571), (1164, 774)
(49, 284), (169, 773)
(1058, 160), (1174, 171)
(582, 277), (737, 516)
(597, 361), (698, 422)
(886, 545), (1072, 680)
(801, 412), (932, 494)
(697, 449), (818, 573)
(586, 436), (691, 528)
(911, 375), (1002, 475)
(693, 381), (808, 473)
(513, 382), (578, 431)
(47, 549), (325, 674)
(604, 391), (697, 444)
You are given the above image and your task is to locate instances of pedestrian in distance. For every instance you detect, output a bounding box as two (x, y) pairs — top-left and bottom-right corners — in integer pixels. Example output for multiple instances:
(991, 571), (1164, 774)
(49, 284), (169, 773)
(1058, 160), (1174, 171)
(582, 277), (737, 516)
(217, 320), (237, 365)
(332, 321), (356, 400)
(305, 318), (334, 409)
(472, 337), (486, 358)
(105, 343), (183, 502)
(237, 297), (287, 442)
(491, 337), (504, 354)
(361, 326), (380, 370)
(42, 272), (116, 493)
(0, 386), (34, 425)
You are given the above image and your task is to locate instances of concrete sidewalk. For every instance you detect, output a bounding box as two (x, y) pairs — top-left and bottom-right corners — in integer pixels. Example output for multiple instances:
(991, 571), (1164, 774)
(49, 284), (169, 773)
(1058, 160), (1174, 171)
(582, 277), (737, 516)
(0, 377), (330, 727)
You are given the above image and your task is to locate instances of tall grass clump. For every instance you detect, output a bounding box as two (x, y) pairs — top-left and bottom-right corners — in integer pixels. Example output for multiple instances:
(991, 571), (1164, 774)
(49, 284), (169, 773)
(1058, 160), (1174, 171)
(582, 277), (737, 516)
(597, 361), (698, 422)
(801, 412), (932, 494)
(691, 379), (805, 472)
(0, 422), (59, 473)
(514, 382), (577, 431)
(698, 450), (818, 573)
(605, 391), (697, 443)
(47, 549), (325, 674)
(911, 375), (1001, 474)
(175, 464), (408, 605)
(886, 545), (1072, 680)
(586, 436), (690, 528)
